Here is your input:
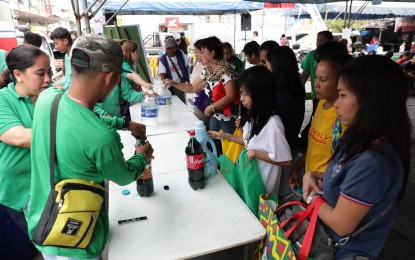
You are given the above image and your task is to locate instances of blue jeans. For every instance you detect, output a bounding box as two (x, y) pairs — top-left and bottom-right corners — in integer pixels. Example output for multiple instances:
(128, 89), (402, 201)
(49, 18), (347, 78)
(0, 203), (38, 259)
(209, 116), (236, 156)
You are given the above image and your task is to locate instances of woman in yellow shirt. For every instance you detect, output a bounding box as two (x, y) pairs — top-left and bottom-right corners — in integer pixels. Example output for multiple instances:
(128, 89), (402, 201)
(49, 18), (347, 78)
(289, 51), (352, 188)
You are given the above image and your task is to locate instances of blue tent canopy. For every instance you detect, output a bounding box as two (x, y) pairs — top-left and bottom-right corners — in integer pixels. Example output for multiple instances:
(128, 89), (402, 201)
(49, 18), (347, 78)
(286, 2), (415, 20)
(102, 0), (264, 15)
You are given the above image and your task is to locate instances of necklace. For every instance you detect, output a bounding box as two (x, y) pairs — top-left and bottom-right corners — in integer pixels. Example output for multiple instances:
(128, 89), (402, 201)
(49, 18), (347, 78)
(67, 93), (92, 110)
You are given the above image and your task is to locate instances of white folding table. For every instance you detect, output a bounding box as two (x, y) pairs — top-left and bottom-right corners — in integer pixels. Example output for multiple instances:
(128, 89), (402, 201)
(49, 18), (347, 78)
(108, 169), (265, 260)
(108, 102), (265, 259)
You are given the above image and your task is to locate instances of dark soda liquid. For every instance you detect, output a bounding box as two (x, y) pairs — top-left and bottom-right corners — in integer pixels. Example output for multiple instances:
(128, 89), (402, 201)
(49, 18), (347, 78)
(136, 178), (154, 197)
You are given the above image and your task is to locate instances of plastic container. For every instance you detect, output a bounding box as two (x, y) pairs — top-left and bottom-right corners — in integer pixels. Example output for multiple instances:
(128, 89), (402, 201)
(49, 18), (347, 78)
(141, 92), (159, 127)
(194, 120), (218, 179)
(186, 130), (206, 190)
(156, 86), (172, 124)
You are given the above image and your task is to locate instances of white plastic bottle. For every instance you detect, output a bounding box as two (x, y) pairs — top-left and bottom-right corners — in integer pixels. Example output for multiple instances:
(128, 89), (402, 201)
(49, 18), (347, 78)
(141, 92), (159, 127)
(156, 86), (172, 124)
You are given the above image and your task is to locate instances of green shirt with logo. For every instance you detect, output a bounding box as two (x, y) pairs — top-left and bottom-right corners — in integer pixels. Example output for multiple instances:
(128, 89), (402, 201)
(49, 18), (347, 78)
(28, 87), (146, 258)
(0, 82), (34, 211)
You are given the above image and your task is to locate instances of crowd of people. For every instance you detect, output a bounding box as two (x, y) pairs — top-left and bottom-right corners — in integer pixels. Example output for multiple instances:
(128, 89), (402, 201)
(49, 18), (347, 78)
(0, 26), (412, 260)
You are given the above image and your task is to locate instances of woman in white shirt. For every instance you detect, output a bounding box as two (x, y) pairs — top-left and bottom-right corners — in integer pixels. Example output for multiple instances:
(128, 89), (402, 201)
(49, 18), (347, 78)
(208, 66), (292, 193)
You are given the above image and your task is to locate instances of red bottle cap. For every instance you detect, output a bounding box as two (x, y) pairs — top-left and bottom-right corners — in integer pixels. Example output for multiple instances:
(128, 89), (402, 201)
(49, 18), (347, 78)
(189, 130), (195, 136)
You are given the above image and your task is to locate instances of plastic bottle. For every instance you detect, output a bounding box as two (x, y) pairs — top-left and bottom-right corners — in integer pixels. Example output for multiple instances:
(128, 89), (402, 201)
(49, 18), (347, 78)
(156, 86), (172, 124)
(194, 120), (218, 179)
(141, 91), (159, 127)
(185, 130), (206, 190)
(136, 139), (154, 197)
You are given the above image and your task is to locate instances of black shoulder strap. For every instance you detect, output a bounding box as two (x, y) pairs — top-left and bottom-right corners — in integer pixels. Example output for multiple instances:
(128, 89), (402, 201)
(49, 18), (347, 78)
(167, 55), (183, 79)
(49, 93), (63, 190)
(336, 200), (395, 247)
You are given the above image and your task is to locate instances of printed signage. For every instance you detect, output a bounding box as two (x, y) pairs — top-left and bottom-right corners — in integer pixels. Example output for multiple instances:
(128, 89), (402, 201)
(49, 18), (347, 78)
(165, 17), (179, 27)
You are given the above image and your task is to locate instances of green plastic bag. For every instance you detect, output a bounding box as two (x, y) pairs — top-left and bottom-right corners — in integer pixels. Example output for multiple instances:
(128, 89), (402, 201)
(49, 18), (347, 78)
(219, 150), (266, 215)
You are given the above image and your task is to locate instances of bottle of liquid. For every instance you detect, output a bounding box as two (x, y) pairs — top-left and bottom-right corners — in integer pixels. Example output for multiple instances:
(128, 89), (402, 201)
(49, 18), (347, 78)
(185, 130), (206, 190)
(194, 120), (218, 179)
(141, 91), (159, 127)
(136, 139), (154, 197)
(156, 86), (172, 124)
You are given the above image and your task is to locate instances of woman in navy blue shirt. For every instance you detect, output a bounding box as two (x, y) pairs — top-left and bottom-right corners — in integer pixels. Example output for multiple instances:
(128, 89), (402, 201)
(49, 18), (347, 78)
(303, 55), (411, 259)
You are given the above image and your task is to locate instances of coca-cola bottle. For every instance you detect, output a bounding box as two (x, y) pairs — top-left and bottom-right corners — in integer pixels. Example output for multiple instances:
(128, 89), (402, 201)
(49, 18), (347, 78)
(186, 130), (206, 190)
(136, 139), (154, 196)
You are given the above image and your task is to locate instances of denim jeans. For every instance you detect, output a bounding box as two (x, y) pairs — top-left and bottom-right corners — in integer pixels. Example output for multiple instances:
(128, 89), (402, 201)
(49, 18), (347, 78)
(209, 116), (236, 156)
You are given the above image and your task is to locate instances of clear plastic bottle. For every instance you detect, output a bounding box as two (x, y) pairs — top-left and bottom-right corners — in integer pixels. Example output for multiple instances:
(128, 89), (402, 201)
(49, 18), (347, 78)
(156, 86), (172, 124)
(141, 92), (159, 127)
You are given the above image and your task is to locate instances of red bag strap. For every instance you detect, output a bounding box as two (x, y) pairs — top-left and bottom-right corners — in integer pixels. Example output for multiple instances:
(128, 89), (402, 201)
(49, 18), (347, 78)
(297, 197), (325, 260)
(280, 200), (315, 238)
(277, 200), (307, 212)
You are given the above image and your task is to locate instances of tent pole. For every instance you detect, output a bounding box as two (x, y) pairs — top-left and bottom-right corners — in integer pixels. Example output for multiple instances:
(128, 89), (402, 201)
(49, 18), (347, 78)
(343, 1), (348, 29)
(81, 0), (91, 34)
(347, 0), (353, 28)
(71, 0), (82, 37)
(262, 9), (265, 43)
(105, 0), (130, 26)
(350, 1), (369, 27)
(234, 12), (236, 54)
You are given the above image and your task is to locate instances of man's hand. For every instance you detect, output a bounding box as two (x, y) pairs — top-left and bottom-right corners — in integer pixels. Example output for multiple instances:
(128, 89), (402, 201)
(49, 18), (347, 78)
(135, 142), (154, 160)
(129, 121), (146, 140)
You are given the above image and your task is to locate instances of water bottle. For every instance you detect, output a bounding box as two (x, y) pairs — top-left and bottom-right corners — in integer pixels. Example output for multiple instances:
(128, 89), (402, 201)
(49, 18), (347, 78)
(136, 139), (154, 197)
(186, 130), (206, 190)
(194, 120), (218, 179)
(156, 86), (172, 124)
(141, 92), (158, 127)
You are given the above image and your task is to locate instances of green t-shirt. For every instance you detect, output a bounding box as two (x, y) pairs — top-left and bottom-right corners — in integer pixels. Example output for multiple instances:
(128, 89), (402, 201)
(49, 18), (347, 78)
(0, 82), (34, 211)
(0, 49), (7, 73)
(59, 54), (72, 91)
(28, 87), (146, 258)
(301, 50), (316, 99)
(94, 61), (144, 117)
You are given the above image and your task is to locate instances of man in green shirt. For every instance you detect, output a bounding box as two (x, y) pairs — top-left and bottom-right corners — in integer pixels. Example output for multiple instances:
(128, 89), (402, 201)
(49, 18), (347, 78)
(301, 30), (333, 102)
(28, 35), (153, 259)
(51, 27), (73, 91)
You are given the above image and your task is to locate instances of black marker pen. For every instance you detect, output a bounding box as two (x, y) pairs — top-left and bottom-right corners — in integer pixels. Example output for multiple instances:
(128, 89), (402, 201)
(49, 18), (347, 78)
(118, 216), (148, 225)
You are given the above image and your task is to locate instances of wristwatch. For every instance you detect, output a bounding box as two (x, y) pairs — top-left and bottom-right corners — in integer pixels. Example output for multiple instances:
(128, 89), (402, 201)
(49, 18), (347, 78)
(306, 193), (321, 204)
(122, 117), (131, 130)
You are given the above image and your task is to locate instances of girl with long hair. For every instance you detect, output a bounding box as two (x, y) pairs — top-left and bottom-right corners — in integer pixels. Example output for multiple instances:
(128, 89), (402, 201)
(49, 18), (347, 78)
(289, 52), (352, 188)
(303, 55), (411, 259)
(209, 66), (292, 193)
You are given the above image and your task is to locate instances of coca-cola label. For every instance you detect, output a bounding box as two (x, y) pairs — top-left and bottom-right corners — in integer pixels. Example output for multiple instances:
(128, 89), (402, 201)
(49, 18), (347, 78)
(186, 154), (204, 169)
(141, 107), (158, 118)
(156, 97), (172, 106)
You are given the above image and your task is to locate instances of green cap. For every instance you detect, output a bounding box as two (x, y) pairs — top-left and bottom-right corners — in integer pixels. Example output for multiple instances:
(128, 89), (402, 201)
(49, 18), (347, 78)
(70, 34), (123, 73)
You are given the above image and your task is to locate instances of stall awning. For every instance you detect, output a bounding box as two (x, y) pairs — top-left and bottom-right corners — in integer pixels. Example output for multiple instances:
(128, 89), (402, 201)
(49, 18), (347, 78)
(102, 0), (264, 15)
